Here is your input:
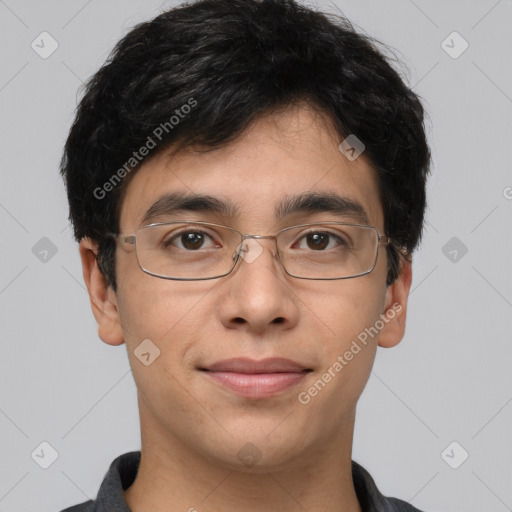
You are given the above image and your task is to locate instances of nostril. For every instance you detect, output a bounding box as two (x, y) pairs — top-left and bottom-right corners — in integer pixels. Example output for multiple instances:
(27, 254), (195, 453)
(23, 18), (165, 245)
(272, 317), (285, 324)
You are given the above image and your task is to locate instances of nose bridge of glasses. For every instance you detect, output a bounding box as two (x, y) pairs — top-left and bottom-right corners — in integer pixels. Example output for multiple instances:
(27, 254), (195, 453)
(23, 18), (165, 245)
(236, 233), (278, 261)
(243, 234), (278, 240)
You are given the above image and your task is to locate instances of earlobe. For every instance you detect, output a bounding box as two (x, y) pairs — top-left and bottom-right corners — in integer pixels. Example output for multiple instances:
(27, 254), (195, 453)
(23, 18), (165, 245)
(377, 258), (412, 349)
(79, 238), (125, 346)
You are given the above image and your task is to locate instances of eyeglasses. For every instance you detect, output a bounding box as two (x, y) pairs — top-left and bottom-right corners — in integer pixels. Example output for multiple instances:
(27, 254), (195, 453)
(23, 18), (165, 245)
(109, 220), (395, 281)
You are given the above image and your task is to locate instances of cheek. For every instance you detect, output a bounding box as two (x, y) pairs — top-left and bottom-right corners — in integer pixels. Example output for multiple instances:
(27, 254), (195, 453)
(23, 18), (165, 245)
(116, 258), (192, 336)
(295, 282), (383, 427)
(115, 277), (206, 412)
(298, 278), (384, 388)
(115, 270), (220, 369)
(303, 274), (387, 345)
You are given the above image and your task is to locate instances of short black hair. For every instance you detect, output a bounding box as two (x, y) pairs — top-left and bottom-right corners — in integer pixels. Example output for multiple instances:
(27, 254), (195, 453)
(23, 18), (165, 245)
(60, 0), (431, 291)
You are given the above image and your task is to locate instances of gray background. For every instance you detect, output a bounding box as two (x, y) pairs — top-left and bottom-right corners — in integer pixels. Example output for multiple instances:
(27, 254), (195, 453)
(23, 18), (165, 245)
(0, 0), (511, 511)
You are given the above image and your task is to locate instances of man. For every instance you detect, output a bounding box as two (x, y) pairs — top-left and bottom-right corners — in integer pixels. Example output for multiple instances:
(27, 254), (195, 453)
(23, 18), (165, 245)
(60, 0), (430, 510)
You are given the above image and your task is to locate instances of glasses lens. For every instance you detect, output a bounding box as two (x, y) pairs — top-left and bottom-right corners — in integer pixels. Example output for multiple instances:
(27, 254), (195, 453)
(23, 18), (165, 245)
(133, 222), (380, 280)
(278, 223), (379, 279)
(135, 222), (241, 279)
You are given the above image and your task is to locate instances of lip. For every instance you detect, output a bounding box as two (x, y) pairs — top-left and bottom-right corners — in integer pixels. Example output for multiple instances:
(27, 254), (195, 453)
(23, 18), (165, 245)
(200, 358), (311, 399)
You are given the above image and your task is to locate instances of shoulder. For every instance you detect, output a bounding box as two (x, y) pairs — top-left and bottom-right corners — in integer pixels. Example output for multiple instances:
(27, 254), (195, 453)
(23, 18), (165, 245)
(352, 460), (426, 512)
(58, 451), (140, 512)
(386, 497), (426, 511)
(59, 500), (94, 511)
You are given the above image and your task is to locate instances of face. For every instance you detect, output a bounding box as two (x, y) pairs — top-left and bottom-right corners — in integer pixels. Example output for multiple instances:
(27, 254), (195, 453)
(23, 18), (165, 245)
(81, 103), (411, 472)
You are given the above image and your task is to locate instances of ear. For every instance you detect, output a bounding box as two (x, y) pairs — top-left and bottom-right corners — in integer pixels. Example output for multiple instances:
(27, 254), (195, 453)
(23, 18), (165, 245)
(79, 238), (125, 346)
(377, 258), (412, 349)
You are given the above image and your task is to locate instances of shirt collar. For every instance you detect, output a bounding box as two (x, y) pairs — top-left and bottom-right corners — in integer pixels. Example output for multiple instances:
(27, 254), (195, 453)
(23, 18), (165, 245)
(84, 451), (421, 512)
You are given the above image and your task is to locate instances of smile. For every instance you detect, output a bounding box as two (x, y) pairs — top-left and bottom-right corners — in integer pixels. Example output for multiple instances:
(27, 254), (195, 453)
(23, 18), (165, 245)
(200, 357), (312, 399)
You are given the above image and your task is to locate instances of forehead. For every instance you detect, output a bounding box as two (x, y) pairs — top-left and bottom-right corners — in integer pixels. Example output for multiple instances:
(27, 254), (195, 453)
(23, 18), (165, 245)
(119, 104), (384, 232)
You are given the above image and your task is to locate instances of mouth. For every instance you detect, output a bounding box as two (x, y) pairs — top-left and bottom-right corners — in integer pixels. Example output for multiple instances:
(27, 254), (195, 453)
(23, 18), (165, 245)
(199, 357), (312, 399)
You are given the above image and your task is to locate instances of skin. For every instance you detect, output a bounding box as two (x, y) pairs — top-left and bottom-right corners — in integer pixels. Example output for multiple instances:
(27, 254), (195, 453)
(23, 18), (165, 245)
(79, 103), (412, 512)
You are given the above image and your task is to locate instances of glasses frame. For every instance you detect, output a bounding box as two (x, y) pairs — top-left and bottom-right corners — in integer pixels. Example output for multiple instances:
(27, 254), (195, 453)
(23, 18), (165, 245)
(108, 220), (397, 281)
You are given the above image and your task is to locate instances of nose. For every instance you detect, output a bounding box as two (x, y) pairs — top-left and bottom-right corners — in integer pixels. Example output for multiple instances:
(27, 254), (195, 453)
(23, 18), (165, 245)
(217, 236), (300, 335)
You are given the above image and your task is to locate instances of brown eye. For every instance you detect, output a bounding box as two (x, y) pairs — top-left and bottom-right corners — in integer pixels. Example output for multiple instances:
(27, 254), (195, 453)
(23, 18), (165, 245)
(163, 230), (216, 250)
(306, 233), (329, 250)
(293, 230), (349, 251)
(180, 232), (206, 250)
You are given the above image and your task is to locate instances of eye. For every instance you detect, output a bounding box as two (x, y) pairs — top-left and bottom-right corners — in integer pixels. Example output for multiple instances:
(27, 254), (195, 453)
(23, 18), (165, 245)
(293, 231), (350, 251)
(164, 230), (218, 251)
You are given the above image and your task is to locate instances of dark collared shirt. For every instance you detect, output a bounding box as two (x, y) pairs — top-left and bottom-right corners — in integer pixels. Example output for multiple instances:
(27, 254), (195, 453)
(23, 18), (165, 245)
(61, 451), (424, 512)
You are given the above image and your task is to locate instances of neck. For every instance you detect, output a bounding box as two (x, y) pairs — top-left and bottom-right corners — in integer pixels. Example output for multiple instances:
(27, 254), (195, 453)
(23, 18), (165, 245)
(125, 406), (362, 512)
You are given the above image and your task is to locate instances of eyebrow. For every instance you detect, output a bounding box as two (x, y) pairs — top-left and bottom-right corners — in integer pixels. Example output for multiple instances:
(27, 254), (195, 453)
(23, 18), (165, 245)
(276, 192), (369, 224)
(141, 193), (240, 226)
(140, 191), (369, 226)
